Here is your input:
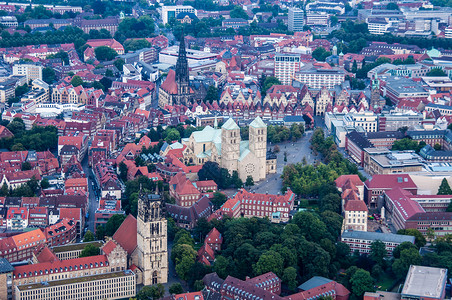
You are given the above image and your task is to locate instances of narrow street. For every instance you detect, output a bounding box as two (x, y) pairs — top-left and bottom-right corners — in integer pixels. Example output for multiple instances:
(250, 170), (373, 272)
(81, 154), (98, 233)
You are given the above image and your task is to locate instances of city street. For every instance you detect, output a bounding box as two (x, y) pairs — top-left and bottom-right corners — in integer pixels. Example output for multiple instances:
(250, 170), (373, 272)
(81, 155), (98, 233)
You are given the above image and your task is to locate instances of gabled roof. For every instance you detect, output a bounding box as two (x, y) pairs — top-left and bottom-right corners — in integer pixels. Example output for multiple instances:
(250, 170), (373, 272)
(205, 227), (222, 244)
(112, 214), (137, 255)
(344, 200), (368, 212)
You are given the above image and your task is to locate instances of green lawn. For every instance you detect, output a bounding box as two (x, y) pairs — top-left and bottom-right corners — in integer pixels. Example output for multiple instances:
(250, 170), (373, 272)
(376, 273), (398, 292)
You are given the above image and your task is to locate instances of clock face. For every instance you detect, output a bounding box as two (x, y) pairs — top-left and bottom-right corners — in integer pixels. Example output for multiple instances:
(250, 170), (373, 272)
(245, 163), (255, 174)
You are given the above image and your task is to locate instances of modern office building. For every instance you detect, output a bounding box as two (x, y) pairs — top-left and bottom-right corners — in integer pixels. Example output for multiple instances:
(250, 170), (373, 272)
(161, 5), (196, 24)
(288, 7), (305, 32)
(274, 53), (302, 85)
(14, 270), (136, 300)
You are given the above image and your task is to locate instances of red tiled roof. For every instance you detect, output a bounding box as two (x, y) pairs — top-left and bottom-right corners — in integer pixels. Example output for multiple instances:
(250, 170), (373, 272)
(344, 200), (368, 212)
(285, 281), (350, 300)
(13, 255), (109, 278)
(174, 291), (204, 300)
(206, 227), (222, 244)
(365, 174), (417, 190)
(112, 214), (137, 255)
(102, 240), (117, 256)
(335, 175), (363, 189)
(35, 245), (60, 263)
(385, 187), (425, 221)
(160, 69), (178, 94)
(59, 208), (81, 221)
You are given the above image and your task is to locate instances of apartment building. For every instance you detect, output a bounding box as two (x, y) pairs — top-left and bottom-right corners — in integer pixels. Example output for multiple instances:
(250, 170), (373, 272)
(274, 53), (302, 86)
(295, 63), (345, 89)
(12, 63), (43, 82)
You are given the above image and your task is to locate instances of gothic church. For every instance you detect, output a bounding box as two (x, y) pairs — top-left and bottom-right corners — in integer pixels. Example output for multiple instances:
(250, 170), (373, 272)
(108, 190), (168, 285)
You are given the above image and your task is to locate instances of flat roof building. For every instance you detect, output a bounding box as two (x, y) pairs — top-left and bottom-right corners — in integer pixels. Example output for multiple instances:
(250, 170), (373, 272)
(159, 46), (218, 65)
(15, 270), (136, 300)
(401, 266), (447, 300)
(341, 230), (415, 255)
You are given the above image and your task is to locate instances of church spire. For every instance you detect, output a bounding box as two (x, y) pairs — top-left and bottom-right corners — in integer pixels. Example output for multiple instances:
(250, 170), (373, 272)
(175, 34), (189, 87)
(174, 33), (190, 105)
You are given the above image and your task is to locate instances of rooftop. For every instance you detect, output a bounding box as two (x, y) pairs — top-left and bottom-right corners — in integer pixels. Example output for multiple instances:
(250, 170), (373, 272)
(17, 270), (134, 291)
(341, 230), (415, 244)
(401, 265), (447, 299)
(51, 241), (103, 253)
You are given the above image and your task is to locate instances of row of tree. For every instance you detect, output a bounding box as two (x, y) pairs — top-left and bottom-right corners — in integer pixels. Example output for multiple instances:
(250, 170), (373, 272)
(282, 128), (360, 197)
(0, 118), (58, 152)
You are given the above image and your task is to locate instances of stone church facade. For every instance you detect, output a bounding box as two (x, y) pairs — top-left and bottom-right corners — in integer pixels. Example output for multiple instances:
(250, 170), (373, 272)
(109, 191), (168, 286)
(182, 116), (276, 182)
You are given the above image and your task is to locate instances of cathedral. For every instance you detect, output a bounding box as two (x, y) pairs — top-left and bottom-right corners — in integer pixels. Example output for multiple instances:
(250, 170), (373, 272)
(182, 116), (276, 182)
(158, 35), (193, 108)
(108, 190), (168, 285)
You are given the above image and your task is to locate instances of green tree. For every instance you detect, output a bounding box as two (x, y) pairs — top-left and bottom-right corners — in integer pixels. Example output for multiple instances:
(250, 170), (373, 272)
(113, 58), (125, 71)
(319, 193), (341, 213)
(169, 283), (184, 295)
(245, 175), (254, 187)
(397, 229), (426, 248)
(194, 280), (205, 291)
(292, 211), (328, 242)
(176, 255), (196, 280)
(392, 248), (422, 279)
(393, 241), (418, 258)
(349, 269), (374, 297)
(214, 255), (230, 279)
(230, 6), (248, 19)
(261, 76), (281, 95)
(426, 68), (447, 76)
(137, 284), (165, 300)
(253, 250), (284, 277)
(282, 266), (298, 291)
(312, 47), (331, 62)
(370, 240), (387, 266)
(95, 225), (106, 240)
(118, 161), (128, 182)
(104, 214), (126, 236)
(79, 244), (100, 257)
(94, 46), (118, 61)
(83, 230), (95, 242)
(165, 128), (181, 142)
(42, 67), (56, 84)
(204, 85), (219, 103)
(438, 178), (452, 195)
(211, 192), (227, 210)
(70, 75), (84, 87)
(386, 2), (399, 9)
(40, 177), (50, 189)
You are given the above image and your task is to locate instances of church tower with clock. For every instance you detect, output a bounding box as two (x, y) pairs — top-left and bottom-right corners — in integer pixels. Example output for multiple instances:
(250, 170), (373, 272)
(136, 190), (168, 286)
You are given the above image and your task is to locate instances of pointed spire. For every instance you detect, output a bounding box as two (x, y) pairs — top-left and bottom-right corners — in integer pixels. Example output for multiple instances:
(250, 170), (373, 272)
(214, 115), (218, 128)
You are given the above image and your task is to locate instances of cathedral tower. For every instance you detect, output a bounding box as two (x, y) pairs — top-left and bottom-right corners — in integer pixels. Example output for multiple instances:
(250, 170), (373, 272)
(136, 190), (168, 286)
(175, 34), (190, 105)
(249, 116), (267, 180)
(221, 118), (240, 173)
